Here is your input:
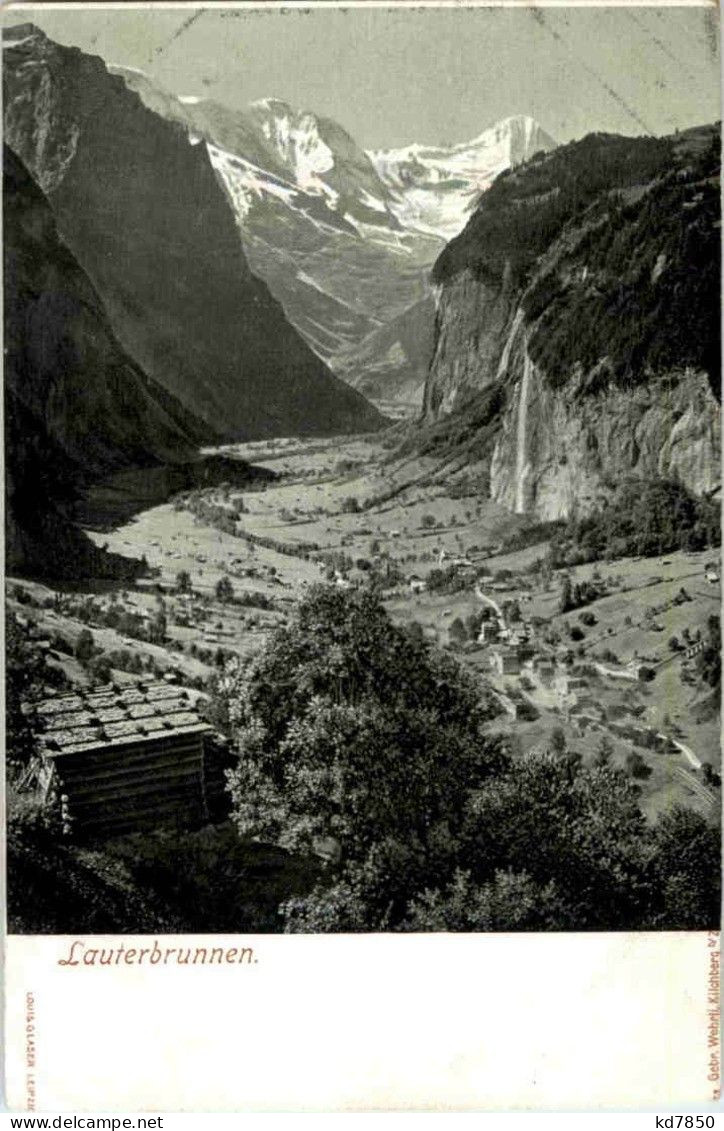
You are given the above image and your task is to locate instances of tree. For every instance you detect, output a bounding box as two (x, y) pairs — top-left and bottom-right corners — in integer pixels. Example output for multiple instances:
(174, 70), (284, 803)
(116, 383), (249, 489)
(403, 868), (567, 932)
(448, 617), (467, 646)
(549, 727), (567, 757)
(697, 615), (721, 690)
(74, 629), (94, 665)
(148, 611), (167, 646)
(594, 735), (614, 767)
(215, 576), (234, 603)
(701, 762), (721, 789)
(648, 806), (721, 929)
(465, 612), (483, 640)
(176, 570), (192, 594)
(213, 584), (718, 934)
(559, 575), (573, 614)
(6, 613), (47, 770)
(463, 750), (649, 929)
(221, 585), (506, 930)
(88, 654), (112, 684)
(545, 477), (719, 568)
(407, 621), (425, 644)
(625, 751), (651, 780)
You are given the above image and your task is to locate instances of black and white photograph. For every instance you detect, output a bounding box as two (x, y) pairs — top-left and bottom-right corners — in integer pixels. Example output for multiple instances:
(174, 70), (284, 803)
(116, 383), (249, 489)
(4, 1), (721, 943)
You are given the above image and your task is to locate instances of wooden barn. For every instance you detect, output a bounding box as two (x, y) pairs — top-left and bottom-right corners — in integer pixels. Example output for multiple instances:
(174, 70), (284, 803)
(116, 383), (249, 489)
(30, 681), (226, 839)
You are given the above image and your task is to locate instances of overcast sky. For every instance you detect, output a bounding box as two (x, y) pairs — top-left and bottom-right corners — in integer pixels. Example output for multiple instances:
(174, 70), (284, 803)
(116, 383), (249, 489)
(8, 5), (721, 149)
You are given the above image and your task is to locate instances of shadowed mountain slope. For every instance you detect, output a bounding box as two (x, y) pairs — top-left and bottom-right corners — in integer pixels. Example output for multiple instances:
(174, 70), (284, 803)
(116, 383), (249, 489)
(3, 24), (384, 440)
(4, 144), (211, 576)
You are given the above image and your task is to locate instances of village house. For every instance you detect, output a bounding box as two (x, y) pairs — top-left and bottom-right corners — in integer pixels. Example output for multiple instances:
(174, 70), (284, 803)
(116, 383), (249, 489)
(477, 620), (500, 644)
(491, 647), (522, 676)
(555, 672), (589, 696)
(533, 660), (556, 687)
(574, 696), (604, 718)
(409, 576), (426, 594)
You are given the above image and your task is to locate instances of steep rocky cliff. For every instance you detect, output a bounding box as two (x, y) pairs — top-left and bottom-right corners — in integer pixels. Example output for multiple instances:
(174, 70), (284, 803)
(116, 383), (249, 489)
(424, 125), (721, 519)
(3, 24), (382, 439)
(4, 146), (203, 476)
(4, 144), (210, 575)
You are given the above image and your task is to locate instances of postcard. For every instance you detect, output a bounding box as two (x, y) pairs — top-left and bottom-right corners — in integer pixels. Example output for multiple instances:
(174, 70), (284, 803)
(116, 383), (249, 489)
(2, 0), (721, 1112)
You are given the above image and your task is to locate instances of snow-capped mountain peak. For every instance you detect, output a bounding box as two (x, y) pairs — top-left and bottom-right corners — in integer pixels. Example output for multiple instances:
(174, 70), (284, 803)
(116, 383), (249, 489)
(369, 114), (556, 239)
(249, 99), (336, 195)
(95, 63), (559, 404)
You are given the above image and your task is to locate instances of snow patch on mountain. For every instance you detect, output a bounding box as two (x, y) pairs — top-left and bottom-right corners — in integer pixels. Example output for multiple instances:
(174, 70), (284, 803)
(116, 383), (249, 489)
(2, 33), (37, 48)
(108, 63), (148, 77)
(370, 115), (556, 240)
(207, 142), (299, 221)
(101, 67), (557, 404)
(358, 187), (388, 214)
(249, 98), (340, 204)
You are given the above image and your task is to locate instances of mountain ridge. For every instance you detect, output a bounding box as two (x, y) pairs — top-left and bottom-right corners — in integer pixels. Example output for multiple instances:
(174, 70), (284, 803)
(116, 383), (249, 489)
(420, 122), (721, 519)
(103, 60), (555, 404)
(3, 23), (384, 440)
(3, 144), (204, 576)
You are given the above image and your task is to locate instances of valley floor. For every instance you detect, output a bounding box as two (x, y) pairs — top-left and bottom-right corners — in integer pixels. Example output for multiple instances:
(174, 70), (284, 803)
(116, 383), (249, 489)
(10, 430), (720, 831)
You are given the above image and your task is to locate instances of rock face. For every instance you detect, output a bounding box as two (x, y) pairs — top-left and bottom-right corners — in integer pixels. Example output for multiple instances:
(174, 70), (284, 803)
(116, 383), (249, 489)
(4, 145), (202, 477)
(489, 345), (720, 520)
(111, 64), (554, 405)
(3, 24), (383, 440)
(424, 126), (721, 518)
(3, 144), (208, 575)
(424, 273), (516, 419)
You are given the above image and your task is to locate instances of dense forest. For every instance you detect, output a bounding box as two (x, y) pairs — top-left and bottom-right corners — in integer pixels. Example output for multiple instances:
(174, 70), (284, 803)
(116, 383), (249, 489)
(432, 125), (721, 398)
(525, 136), (721, 395)
(433, 132), (674, 289)
(547, 477), (720, 567)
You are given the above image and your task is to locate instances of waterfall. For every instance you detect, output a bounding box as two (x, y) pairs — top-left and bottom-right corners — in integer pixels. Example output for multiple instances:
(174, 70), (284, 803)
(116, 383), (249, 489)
(515, 352), (533, 514)
(496, 307), (524, 381)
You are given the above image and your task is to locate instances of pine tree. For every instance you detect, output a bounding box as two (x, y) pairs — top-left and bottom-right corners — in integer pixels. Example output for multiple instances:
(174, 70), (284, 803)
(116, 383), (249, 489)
(594, 735), (614, 767)
(559, 575), (573, 614)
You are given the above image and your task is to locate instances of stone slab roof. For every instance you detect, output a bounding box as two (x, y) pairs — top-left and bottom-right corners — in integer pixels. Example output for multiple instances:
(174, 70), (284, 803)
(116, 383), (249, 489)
(31, 681), (211, 758)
